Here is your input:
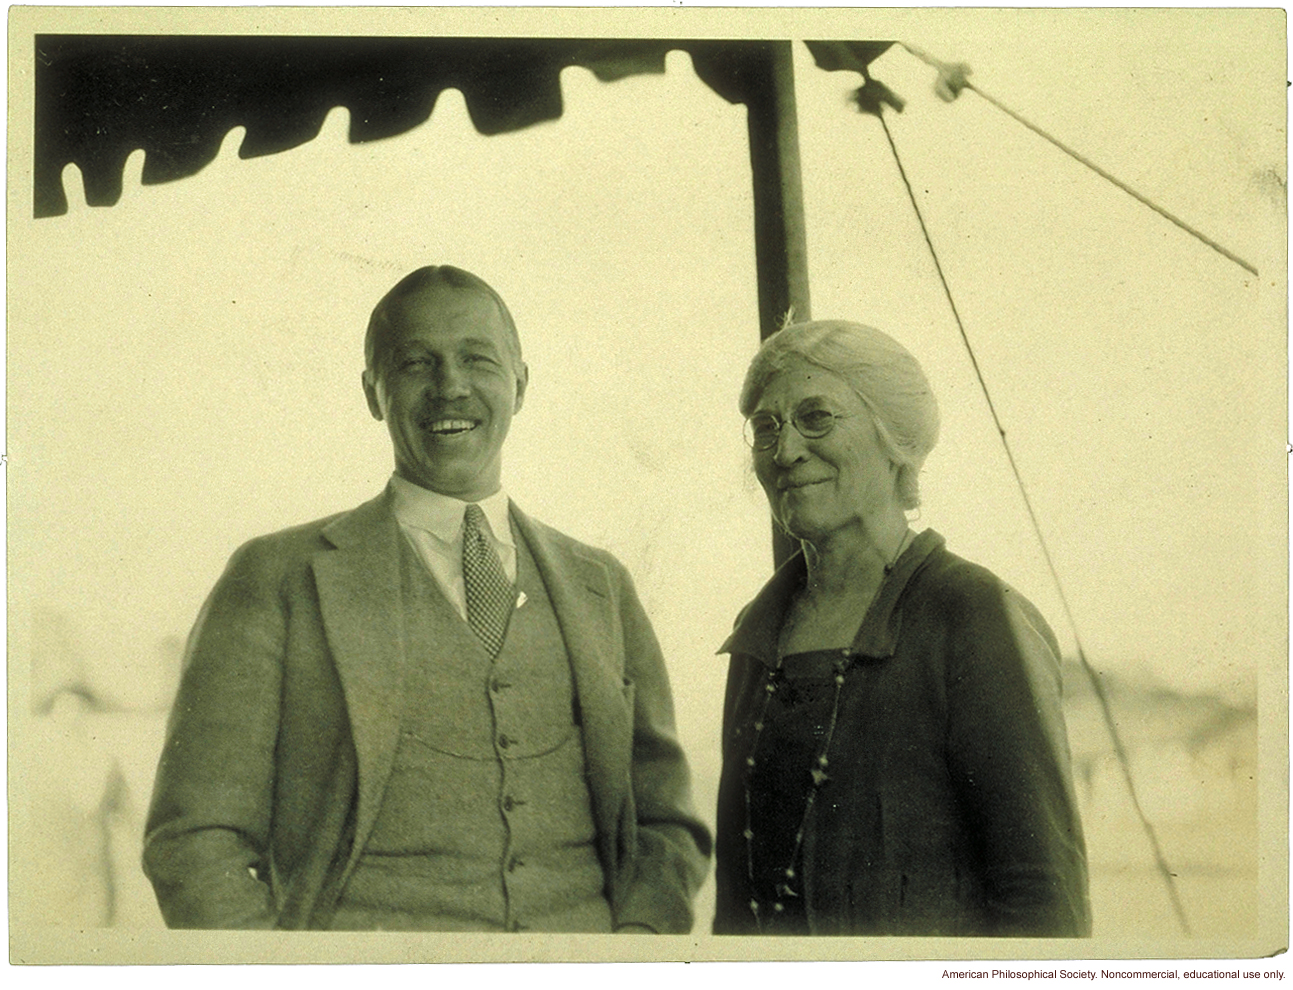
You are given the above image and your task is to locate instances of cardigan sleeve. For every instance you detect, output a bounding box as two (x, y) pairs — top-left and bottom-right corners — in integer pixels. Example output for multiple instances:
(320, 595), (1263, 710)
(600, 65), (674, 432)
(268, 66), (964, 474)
(142, 539), (285, 929)
(943, 579), (1092, 937)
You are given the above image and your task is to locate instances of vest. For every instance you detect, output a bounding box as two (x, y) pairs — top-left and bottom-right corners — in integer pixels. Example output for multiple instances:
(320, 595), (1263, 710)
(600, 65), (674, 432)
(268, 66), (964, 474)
(328, 525), (613, 931)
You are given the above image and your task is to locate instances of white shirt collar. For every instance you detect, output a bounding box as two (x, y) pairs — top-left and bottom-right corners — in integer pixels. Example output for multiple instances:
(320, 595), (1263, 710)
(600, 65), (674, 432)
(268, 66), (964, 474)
(388, 474), (514, 547)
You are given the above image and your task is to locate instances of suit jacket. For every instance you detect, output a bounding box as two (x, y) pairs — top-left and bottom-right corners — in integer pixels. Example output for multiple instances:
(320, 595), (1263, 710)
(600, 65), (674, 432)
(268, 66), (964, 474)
(143, 489), (711, 931)
(713, 530), (1090, 936)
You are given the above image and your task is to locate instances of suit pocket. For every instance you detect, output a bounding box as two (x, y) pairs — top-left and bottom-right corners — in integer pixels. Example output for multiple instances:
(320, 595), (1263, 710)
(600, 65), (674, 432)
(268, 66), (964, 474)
(617, 679), (637, 776)
(620, 678), (636, 722)
(615, 678), (638, 867)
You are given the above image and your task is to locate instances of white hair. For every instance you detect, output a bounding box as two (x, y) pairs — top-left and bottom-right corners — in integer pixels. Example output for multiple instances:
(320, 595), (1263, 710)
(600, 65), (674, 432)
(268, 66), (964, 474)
(740, 320), (940, 510)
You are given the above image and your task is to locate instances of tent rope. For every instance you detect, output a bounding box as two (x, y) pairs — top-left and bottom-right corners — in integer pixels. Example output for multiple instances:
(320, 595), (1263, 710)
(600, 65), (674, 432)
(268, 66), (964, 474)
(900, 42), (1257, 278)
(860, 91), (1193, 936)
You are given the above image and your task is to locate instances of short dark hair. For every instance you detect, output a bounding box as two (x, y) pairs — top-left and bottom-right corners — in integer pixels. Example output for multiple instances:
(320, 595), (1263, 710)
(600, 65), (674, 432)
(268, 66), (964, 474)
(364, 265), (522, 373)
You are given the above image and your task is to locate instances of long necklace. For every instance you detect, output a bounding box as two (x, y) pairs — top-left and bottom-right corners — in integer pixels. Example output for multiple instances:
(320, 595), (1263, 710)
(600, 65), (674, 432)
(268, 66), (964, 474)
(739, 528), (912, 931)
(740, 647), (852, 930)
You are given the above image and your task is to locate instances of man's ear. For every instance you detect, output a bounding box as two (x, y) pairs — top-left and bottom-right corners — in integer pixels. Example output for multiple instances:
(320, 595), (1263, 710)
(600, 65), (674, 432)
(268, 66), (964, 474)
(362, 370), (384, 421)
(513, 362), (530, 414)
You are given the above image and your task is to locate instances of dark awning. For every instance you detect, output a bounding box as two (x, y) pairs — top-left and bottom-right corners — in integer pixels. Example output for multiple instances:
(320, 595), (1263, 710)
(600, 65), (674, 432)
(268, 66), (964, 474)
(33, 35), (893, 218)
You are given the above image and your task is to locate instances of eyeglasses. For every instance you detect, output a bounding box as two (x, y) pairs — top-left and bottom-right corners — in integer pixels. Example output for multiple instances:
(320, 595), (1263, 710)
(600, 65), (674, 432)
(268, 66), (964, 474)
(744, 403), (854, 451)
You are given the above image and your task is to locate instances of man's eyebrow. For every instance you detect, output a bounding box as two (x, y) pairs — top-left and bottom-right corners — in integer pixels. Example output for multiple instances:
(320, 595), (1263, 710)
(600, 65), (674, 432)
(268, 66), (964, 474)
(458, 336), (504, 351)
(387, 343), (430, 359)
(388, 336), (504, 355)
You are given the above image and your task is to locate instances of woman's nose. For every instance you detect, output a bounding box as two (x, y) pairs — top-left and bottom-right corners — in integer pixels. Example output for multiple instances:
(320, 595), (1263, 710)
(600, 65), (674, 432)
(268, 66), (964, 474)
(772, 424), (808, 466)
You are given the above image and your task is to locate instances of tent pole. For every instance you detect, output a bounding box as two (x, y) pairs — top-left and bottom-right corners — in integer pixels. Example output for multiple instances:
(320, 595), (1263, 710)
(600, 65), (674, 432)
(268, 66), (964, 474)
(748, 41), (811, 342)
(746, 40), (810, 565)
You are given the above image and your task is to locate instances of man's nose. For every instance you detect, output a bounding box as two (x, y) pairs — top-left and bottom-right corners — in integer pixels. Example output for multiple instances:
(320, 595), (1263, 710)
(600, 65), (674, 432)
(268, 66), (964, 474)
(430, 360), (471, 399)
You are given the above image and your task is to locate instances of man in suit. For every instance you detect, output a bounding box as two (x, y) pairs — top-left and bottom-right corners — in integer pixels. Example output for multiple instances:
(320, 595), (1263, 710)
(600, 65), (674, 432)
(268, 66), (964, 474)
(143, 266), (711, 932)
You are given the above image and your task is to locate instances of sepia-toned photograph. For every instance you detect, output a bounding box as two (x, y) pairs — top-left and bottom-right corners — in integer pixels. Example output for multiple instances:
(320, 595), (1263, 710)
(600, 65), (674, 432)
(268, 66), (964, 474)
(7, 4), (1287, 970)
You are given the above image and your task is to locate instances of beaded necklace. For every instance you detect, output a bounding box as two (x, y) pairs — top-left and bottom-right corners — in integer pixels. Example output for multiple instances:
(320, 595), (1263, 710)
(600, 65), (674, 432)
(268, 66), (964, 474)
(739, 646), (853, 930)
(739, 529), (912, 930)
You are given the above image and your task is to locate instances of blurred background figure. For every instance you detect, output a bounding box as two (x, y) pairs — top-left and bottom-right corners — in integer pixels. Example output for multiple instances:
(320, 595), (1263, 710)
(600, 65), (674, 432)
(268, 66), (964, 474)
(20, 608), (176, 928)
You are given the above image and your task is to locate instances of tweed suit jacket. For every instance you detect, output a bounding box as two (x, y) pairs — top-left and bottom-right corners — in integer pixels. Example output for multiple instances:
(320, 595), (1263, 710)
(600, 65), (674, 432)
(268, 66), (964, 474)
(143, 488), (711, 931)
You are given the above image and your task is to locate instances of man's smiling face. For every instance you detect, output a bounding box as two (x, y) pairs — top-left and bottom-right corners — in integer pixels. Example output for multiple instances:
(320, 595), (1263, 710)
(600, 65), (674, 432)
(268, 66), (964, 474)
(363, 283), (528, 501)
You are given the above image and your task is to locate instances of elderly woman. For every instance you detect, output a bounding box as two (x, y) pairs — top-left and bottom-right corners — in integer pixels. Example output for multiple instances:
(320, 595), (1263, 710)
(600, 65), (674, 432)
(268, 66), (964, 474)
(714, 321), (1090, 937)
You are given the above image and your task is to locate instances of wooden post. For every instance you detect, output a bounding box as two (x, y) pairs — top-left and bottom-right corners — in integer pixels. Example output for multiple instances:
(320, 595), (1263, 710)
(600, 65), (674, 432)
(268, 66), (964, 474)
(745, 40), (810, 566)
(747, 41), (811, 341)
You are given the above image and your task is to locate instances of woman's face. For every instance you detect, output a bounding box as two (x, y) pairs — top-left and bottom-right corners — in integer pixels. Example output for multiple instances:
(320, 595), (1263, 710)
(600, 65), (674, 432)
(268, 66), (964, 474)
(751, 358), (901, 544)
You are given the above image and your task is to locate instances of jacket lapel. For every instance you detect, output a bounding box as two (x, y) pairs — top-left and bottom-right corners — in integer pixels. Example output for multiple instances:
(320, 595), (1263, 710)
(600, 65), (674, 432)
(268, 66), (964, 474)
(312, 490), (408, 866)
(719, 529), (949, 663)
(309, 495), (635, 897)
(717, 550), (807, 666)
(512, 506), (631, 866)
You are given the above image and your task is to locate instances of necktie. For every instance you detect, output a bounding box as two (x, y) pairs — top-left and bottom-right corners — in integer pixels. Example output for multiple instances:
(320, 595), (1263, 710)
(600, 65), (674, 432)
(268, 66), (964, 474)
(462, 504), (515, 657)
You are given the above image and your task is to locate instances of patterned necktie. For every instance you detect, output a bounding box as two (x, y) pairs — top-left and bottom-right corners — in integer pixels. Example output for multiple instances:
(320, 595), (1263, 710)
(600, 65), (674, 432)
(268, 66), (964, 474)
(462, 504), (515, 657)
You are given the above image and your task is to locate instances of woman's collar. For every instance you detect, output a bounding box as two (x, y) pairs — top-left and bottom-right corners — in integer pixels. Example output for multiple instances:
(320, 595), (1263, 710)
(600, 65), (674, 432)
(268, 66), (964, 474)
(718, 528), (946, 667)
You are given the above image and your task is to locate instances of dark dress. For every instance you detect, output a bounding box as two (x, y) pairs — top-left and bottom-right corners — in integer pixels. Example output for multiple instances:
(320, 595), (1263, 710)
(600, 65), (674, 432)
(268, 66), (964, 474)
(713, 529), (1091, 937)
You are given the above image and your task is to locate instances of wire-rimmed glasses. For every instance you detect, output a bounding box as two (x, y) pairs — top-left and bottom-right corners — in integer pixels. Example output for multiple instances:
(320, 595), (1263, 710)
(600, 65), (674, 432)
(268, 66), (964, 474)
(744, 402), (853, 451)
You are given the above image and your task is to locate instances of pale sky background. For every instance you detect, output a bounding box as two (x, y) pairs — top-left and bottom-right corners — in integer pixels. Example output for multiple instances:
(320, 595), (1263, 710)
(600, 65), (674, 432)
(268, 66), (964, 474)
(6, 3), (1287, 965)
(12, 7), (1283, 705)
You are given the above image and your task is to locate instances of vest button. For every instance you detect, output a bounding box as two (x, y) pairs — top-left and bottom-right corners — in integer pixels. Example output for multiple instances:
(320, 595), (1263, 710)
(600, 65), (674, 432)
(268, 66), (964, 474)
(498, 734), (512, 749)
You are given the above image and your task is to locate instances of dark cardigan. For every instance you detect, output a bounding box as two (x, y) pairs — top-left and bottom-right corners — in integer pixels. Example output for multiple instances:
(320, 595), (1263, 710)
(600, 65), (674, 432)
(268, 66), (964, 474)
(714, 530), (1091, 937)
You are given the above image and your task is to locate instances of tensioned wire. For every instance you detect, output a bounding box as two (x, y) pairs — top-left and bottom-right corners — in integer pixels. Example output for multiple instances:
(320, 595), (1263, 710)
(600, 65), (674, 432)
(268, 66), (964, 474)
(900, 42), (1257, 278)
(857, 73), (1194, 936)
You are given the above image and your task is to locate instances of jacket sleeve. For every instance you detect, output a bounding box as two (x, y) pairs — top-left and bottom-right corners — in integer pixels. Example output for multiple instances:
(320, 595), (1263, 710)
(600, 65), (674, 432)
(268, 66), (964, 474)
(142, 539), (285, 928)
(607, 562), (713, 933)
(944, 581), (1092, 937)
